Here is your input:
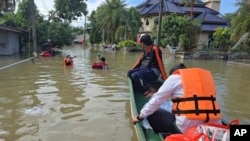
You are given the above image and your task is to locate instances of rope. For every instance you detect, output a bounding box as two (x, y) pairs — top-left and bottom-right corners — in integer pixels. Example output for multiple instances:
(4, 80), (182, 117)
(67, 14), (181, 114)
(0, 52), (38, 71)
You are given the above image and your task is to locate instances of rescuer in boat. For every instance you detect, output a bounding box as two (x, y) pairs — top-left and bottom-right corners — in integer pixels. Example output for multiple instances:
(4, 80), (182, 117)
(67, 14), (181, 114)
(127, 34), (167, 95)
(41, 39), (55, 56)
(132, 63), (222, 135)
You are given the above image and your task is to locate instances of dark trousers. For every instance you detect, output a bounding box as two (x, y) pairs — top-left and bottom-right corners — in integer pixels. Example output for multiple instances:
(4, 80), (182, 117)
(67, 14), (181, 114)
(127, 68), (158, 92)
(147, 109), (181, 134)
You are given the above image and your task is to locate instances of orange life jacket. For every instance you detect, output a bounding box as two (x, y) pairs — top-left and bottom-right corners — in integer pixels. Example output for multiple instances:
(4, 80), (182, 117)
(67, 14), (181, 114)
(64, 58), (73, 67)
(131, 45), (167, 80)
(172, 68), (221, 122)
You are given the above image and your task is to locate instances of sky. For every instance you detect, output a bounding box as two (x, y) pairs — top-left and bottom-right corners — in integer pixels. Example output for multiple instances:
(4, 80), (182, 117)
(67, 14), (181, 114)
(34, 0), (239, 27)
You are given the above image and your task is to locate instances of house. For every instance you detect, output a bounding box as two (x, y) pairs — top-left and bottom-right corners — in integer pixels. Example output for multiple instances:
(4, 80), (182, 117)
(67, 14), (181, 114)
(0, 26), (26, 55)
(73, 33), (90, 45)
(136, 0), (228, 50)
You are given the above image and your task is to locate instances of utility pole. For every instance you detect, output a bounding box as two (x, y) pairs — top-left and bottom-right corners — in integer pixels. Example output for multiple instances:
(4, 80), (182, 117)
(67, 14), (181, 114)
(156, 0), (163, 47)
(83, 15), (86, 52)
(83, 11), (88, 56)
(30, 0), (37, 57)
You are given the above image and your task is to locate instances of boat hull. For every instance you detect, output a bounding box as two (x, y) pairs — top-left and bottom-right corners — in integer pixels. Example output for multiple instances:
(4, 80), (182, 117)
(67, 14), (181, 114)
(129, 78), (164, 141)
(129, 78), (230, 141)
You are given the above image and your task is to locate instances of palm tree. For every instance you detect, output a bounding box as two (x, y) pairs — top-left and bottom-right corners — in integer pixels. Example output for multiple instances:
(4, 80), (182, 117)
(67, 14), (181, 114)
(96, 0), (126, 43)
(118, 7), (141, 40)
(96, 0), (140, 43)
(231, 0), (250, 50)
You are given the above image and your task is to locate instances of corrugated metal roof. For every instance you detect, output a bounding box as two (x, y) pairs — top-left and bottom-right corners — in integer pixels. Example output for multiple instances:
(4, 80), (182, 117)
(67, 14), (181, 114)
(0, 26), (27, 33)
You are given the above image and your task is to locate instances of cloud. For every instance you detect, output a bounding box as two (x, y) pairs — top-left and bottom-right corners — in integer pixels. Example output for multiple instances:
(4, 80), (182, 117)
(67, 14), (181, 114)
(34, 0), (54, 16)
(32, 0), (237, 27)
(34, 0), (105, 16)
(34, 0), (143, 16)
(87, 0), (105, 15)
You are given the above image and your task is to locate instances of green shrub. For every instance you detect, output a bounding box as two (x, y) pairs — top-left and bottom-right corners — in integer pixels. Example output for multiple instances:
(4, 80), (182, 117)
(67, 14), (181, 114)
(117, 40), (140, 48)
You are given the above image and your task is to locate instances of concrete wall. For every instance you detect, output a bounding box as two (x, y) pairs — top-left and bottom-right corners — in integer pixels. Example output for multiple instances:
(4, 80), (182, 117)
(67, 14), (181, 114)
(204, 0), (221, 12)
(0, 30), (20, 55)
(140, 16), (212, 49)
(197, 33), (210, 50)
(140, 16), (155, 33)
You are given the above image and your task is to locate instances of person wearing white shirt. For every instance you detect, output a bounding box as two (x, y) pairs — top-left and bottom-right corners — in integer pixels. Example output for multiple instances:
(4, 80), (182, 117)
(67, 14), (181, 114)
(132, 63), (222, 134)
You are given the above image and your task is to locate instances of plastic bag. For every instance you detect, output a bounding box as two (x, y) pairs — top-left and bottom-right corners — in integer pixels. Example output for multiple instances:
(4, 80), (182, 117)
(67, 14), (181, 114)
(165, 126), (210, 141)
(165, 120), (239, 141)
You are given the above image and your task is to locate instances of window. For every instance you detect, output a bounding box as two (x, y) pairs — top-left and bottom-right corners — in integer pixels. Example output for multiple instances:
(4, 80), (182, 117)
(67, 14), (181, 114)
(145, 18), (149, 26)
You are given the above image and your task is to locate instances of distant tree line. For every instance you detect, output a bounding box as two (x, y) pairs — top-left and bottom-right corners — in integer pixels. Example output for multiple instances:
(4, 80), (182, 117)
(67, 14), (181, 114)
(1, 0), (249, 53)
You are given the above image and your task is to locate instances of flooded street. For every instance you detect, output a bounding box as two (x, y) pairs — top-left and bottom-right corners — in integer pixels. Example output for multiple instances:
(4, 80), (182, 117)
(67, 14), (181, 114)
(0, 46), (250, 141)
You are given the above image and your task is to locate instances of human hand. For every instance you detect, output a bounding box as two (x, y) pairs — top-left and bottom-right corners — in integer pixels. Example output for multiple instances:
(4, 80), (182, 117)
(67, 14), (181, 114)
(144, 87), (156, 98)
(144, 91), (154, 98)
(132, 116), (140, 124)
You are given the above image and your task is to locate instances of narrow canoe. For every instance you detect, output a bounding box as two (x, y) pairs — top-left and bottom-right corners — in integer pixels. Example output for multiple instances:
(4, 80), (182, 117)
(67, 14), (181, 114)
(128, 77), (231, 141)
(129, 78), (165, 141)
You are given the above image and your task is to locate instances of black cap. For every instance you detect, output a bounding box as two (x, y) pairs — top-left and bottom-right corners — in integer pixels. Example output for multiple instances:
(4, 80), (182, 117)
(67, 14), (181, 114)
(100, 57), (105, 62)
(169, 63), (187, 75)
(140, 34), (153, 45)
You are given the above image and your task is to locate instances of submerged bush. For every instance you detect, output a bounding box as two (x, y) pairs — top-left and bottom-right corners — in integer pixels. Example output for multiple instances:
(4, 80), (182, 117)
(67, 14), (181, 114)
(118, 40), (140, 48)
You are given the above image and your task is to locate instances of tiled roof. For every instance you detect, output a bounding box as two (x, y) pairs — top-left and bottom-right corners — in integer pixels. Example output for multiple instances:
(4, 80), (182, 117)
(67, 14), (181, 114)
(138, 0), (186, 15)
(181, 6), (219, 15)
(195, 12), (228, 24)
(171, 0), (205, 5)
(201, 24), (228, 32)
(137, 0), (219, 15)
(136, 0), (229, 32)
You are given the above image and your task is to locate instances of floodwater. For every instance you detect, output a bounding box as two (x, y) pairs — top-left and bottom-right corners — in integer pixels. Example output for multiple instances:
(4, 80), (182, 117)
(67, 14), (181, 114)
(0, 45), (250, 141)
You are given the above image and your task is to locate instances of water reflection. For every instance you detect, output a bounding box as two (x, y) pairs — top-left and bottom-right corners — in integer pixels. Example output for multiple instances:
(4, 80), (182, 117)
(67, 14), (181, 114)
(0, 46), (250, 141)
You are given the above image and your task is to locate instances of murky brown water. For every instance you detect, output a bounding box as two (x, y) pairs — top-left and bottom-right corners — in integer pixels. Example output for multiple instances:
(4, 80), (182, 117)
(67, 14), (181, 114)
(0, 46), (250, 141)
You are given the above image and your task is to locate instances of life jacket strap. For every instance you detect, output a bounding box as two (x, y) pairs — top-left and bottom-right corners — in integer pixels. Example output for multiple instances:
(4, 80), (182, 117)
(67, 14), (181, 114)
(172, 95), (220, 122)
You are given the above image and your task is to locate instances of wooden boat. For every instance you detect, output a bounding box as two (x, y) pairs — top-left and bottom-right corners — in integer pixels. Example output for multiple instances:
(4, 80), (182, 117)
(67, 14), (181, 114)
(129, 77), (234, 141)
(129, 78), (165, 141)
